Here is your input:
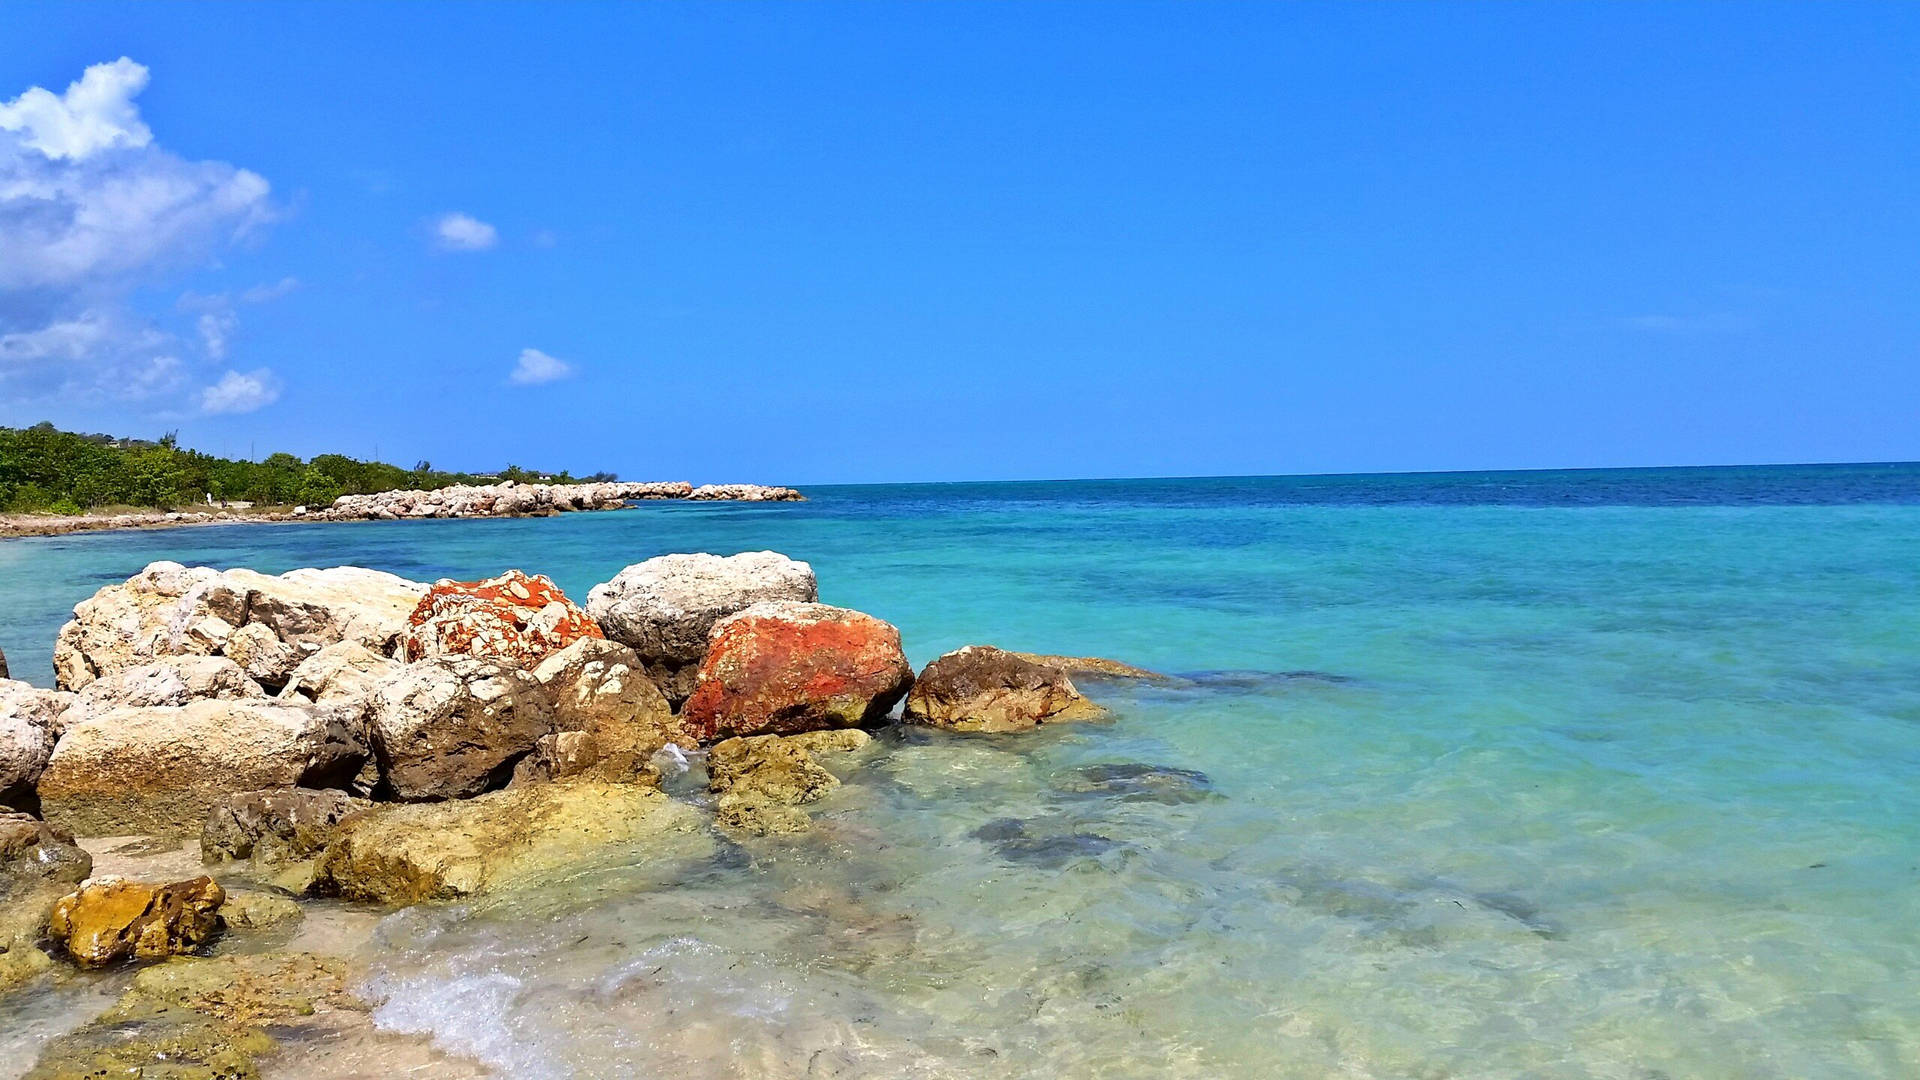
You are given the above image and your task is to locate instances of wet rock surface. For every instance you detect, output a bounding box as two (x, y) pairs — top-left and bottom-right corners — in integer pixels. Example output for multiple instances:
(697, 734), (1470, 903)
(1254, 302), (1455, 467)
(905, 645), (1107, 733)
(313, 781), (711, 904)
(0, 813), (93, 991)
(586, 551), (818, 706)
(682, 601), (914, 741)
(401, 569), (603, 666)
(47, 875), (225, 966)
(202, 787), (371, 865)
(22, 951), (363, 1080)
(707, 729), (871, 835)
(1009, 652), (1168, 680)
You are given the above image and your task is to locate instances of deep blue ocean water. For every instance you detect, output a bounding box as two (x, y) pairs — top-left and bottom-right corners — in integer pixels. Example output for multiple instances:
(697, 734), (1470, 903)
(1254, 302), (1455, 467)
(3, 462), (1918, 1078)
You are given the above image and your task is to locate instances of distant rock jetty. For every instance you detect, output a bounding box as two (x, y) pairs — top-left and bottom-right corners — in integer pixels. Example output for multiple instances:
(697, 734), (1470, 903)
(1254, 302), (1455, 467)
(0, 480), (804, 539)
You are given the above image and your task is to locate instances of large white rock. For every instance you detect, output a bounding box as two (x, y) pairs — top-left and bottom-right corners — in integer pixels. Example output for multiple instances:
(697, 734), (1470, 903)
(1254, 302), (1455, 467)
(0, 680), (73, 809)
(52, 561), (427, 692)
(584, 551), (817, 704)
(37, 699), (369, 836)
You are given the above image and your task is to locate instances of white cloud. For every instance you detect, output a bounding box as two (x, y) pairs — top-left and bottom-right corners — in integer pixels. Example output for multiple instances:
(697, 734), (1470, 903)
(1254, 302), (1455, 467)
(239, 276), (299, 303)
(0, 57), (152, 161)
(197, 309), (237, 359)
(433, 211), (497, 251)
(199, 367), (281, 414)
(509, 347), (574, 385)
(0, 59), (279, 409)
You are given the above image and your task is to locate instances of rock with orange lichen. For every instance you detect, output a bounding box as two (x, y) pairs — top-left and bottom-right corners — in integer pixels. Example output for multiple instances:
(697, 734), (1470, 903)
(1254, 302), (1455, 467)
(46, 875), (225, 967)
(401, 569), (603, 667)
(681, 602), (914, 742)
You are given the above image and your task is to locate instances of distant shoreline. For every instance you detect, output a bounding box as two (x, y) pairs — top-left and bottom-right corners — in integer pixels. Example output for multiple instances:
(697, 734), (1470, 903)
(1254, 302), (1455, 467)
(0, 480), (804, 541)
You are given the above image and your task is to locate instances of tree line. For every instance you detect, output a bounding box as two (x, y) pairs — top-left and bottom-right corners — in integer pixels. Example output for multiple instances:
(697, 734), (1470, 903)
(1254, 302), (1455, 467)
(0, 422), (613, 513)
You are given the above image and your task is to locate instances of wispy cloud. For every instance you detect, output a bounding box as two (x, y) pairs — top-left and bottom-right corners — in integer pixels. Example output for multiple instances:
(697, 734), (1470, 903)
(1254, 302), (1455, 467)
(1623, 313), (1750, 335)
(433, 211), (498, 251)
(509, 347), (574, 385)
(199, 367), (281, 414)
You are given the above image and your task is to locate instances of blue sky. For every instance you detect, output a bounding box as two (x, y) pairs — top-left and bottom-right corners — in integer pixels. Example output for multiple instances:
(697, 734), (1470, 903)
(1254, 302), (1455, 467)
(1, 3), (1914, 483)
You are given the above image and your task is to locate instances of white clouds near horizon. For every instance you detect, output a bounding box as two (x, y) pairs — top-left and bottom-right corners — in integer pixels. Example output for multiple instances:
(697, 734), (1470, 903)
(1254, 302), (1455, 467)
(509, 347), (573, 385)
(433, 211), (498, 251)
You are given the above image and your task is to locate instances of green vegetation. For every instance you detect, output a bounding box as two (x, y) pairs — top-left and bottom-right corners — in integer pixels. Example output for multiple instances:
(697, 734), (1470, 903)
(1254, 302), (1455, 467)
(0, 422), (614, 513)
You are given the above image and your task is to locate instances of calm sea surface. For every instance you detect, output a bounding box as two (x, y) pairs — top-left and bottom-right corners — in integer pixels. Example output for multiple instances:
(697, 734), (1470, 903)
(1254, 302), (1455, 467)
(3, 463), (1918, 1078)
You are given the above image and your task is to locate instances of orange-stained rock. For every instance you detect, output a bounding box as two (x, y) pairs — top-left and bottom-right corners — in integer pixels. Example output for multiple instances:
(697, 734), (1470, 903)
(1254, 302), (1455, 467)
(401, 569), (602, 666)
(681, 602), (914, 742)
(47, 875), (224, 966)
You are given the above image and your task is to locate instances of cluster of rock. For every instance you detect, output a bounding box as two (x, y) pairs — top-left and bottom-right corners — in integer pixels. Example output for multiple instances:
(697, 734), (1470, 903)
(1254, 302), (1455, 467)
(319, 479), (802, 521)
(0, 549), (1146, 1005)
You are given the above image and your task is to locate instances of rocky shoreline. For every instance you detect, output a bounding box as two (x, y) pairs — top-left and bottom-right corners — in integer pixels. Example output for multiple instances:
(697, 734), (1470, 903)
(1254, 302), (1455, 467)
(0, 550), (1153, 1077)
(0, 479), (804, 540)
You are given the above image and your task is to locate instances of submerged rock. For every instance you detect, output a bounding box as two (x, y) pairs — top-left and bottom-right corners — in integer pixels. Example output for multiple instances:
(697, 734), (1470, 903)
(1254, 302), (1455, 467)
(707, 729), (870, 835)
(368, 656), (554, 800)
(968, 817), (1120, 868)
(401, 568), (603, 666)
(201, 787), (371, 865)
(585, 551), (818, 705)
(313, 780), (710, 904)
(904, 645), (1106, 733)
(682, 601), (914, 742)
(1010, 652), (1168, 681)
(218, 889), (304, 931)
(47, 874), (225, 966)
(0, 678), (71, 809)
(514, 639), (694, 785)
(38, 700), (370, 836)
(22, 951), (360, 1080)
(52, 561), (428, 692)
(1055, 762), (1217, 804)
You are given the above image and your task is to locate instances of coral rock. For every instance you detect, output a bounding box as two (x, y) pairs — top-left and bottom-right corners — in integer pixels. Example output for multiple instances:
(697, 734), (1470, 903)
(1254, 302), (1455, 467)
(401, 569), (602, 666)
(682, 601), (913, 742)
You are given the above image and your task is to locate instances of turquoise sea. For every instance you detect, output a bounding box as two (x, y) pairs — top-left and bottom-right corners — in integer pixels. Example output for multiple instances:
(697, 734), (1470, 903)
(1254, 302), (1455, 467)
(4, 463), (1919, 1078)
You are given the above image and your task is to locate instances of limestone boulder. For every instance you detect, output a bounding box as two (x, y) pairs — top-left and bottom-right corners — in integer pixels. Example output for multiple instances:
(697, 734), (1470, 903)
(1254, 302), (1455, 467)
(585, 551), (817, 705)
(904, 645), (1107, 733)
(37, 700), (369, 836)
(368, 657), (554, 800)
(52, 561), (427, 692)
(47, 875), (225, 966)
(513, 639), (695, 785)
(312, 781), (711, 904)
(0, 679), (72, 808)
(707, 729), (870, 835)
(202, 787), (371, 865)
(60, 656), (266, 737)
(401, 569), (602, 666)
(222, 622), (303, 690)
(682, 601), (914, 742)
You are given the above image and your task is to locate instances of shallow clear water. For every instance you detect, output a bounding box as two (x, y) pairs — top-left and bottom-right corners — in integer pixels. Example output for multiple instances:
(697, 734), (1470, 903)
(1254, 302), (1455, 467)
(4, 464), (1919, 1078)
